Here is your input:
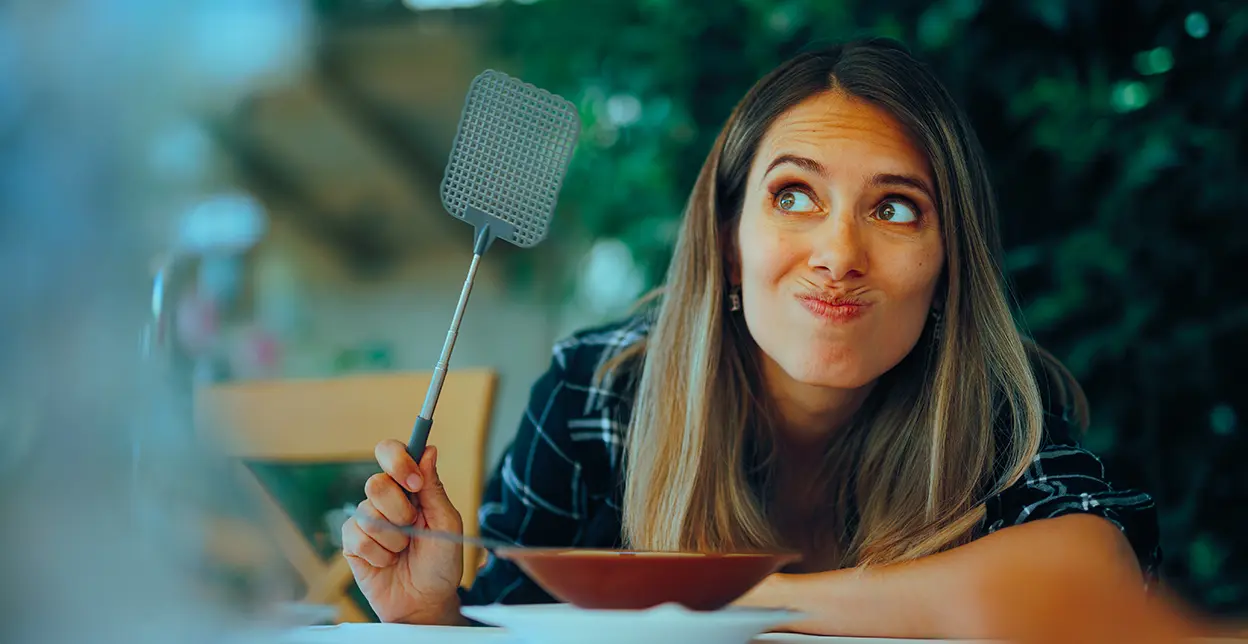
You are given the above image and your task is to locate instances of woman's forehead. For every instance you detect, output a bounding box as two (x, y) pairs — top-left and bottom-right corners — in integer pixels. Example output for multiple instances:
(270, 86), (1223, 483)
(752, 91), (932, 180)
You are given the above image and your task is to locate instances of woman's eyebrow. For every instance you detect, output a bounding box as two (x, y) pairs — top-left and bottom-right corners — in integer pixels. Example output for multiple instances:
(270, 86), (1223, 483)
(869, 173), (936, 203)
(763, 155), (936, 203)
(764, 154), (827, 178)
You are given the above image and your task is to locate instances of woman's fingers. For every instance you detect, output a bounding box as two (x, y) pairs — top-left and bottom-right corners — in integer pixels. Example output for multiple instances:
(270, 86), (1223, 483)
(353, 498), (412, 554)
(342, 510), (399, 568)
(413, 446), (463, 533)
(364, 471), (418, 526)
(375, 439), (424, 494)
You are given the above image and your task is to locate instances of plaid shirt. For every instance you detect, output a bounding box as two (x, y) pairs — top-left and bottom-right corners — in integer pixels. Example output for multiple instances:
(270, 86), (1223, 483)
(457, 314), (1161, 607)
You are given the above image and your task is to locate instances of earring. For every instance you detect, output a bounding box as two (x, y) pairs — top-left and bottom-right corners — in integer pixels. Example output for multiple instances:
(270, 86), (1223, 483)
(728, 286), (742, 312)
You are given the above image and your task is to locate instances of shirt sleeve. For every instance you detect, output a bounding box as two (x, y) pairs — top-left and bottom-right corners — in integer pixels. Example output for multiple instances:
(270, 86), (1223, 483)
(983, 413), (1163, 581)
(456, 348), (592, 607)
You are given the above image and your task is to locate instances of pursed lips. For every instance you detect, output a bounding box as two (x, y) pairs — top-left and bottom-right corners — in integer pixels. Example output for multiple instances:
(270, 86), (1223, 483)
(795, 292), (872, 323)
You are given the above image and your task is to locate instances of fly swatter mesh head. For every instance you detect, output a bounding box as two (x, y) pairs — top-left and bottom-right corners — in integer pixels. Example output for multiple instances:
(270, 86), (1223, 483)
(441, 70), (581, 248)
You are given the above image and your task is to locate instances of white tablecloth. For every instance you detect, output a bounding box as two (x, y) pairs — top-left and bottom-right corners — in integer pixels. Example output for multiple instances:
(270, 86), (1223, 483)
(274, 623), (1247, 643)
(276, 623), (940, 643)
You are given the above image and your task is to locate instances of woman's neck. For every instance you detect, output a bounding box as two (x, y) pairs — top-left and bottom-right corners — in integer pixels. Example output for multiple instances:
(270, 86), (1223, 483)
(749, 355), (873, 573)
(759, 355), (875, 455)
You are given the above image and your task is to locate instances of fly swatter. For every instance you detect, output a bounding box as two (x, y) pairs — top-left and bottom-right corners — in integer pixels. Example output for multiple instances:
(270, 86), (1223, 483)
(406, 70), (581, 462)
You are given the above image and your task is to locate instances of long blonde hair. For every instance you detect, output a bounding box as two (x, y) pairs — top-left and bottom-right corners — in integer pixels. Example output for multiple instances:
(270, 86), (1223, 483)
(611, 39), (1087, 567)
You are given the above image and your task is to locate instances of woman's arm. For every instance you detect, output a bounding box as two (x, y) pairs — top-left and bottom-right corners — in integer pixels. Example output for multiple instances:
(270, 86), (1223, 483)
(736, 514), (1154, 640)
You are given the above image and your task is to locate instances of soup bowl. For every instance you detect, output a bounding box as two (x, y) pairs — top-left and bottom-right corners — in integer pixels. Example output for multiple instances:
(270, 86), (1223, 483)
(493, 548), (801, 611)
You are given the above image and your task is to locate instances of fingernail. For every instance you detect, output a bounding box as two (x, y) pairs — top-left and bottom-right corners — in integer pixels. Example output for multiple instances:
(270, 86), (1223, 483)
(406, 474), (423, 492)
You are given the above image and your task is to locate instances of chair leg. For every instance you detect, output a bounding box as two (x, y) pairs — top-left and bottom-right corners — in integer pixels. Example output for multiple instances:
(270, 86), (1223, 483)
(335, 595), (369, 623)
(237, 465), (372, 622)
(305, 556), (355, 604)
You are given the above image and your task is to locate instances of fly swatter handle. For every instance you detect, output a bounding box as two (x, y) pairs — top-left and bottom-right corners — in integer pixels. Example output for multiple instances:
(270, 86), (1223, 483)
(406, 244), (484, 465)
(407, 415), (434, 463)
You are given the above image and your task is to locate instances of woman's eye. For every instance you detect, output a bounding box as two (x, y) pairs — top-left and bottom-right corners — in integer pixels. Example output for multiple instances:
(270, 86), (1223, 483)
(875, 199), (919, 223)
(774, 189), (817, 213)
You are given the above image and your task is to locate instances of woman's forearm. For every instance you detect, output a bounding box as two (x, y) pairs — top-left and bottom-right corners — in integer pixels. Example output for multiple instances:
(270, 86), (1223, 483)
(737, 514), (1150, 640)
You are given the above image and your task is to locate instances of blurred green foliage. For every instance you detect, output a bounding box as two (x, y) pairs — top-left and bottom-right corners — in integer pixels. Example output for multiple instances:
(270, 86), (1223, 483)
(483, 0), (1248, 615)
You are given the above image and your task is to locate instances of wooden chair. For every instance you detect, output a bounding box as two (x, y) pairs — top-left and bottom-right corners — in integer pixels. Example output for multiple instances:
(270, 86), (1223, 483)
(194, 369), (497, 622)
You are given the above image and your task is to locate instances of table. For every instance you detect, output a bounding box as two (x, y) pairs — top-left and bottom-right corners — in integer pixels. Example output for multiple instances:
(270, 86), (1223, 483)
(274, 623), (1248, 644)
(277, 624), (1248, 644)
(275, 623), (956, 643)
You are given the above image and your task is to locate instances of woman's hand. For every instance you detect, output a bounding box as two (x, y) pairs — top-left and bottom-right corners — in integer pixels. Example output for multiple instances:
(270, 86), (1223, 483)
(341, 441), (466, 625)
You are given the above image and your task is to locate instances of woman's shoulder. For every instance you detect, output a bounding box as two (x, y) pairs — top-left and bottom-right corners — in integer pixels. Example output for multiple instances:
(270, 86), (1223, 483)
(546, 312), (652, 408)
(482, 314), (652, 516)
(986, 424), (1163, 579)
(1025, 342), (1090, 439)
(986, 346), (1162, 578)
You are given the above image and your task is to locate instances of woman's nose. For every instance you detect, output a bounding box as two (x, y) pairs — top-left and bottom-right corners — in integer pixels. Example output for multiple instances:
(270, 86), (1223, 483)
(807, 211), (867, 281)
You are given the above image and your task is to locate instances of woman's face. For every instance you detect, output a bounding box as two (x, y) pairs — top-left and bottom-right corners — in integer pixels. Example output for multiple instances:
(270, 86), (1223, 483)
(733, 90), (945, 390)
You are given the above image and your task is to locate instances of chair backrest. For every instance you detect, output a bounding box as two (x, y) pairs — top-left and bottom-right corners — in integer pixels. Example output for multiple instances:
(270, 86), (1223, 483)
(194, 368), (497, 589)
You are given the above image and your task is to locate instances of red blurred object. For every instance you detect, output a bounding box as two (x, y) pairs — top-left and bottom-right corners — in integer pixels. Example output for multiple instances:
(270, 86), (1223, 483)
(174, 292), (219, 355)
(495, 549), (800, 611)
(229, 325), (282, 378)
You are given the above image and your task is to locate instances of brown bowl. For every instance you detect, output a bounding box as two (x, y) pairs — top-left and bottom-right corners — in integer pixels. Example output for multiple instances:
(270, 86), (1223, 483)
(494, 548), (801, 611)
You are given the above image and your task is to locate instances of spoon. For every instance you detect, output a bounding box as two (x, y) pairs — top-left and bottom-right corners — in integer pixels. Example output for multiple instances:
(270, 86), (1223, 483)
(351, 513), (518, 552)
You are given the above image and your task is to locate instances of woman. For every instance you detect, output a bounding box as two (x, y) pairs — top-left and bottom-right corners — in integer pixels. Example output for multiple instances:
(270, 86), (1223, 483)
(341, 38), (1160, 638)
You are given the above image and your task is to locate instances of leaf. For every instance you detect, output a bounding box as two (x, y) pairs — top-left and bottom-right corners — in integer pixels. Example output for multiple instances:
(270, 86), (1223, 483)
(1189, 534), (1228, 582)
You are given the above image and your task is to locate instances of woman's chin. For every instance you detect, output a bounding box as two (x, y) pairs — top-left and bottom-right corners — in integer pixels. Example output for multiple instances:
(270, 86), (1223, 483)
(783, 359), (877, 391)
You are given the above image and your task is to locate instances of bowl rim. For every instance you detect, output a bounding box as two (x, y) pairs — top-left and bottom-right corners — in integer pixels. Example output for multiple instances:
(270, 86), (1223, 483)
(493, 547), (803, 560)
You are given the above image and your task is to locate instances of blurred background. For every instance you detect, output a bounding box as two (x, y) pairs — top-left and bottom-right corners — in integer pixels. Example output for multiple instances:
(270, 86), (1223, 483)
(1, 0), (1244, 639)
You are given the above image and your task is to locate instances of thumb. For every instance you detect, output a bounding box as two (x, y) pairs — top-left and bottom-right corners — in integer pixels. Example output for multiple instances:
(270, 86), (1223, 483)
(415, 446), (461, 531)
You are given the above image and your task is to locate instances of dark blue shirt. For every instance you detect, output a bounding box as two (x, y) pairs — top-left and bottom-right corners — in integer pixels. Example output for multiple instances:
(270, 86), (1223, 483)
(458, 314), (1161, 606)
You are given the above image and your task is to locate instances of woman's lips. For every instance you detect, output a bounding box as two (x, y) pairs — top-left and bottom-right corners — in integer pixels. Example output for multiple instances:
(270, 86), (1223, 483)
(796, 295), (872, 322)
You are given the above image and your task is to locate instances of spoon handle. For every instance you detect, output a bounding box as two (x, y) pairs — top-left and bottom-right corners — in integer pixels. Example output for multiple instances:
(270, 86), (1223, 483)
(353, 515), (514, 552)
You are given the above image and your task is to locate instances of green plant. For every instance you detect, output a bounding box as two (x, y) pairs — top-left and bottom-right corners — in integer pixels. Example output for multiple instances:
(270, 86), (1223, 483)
(485, 0), (1248, 615)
